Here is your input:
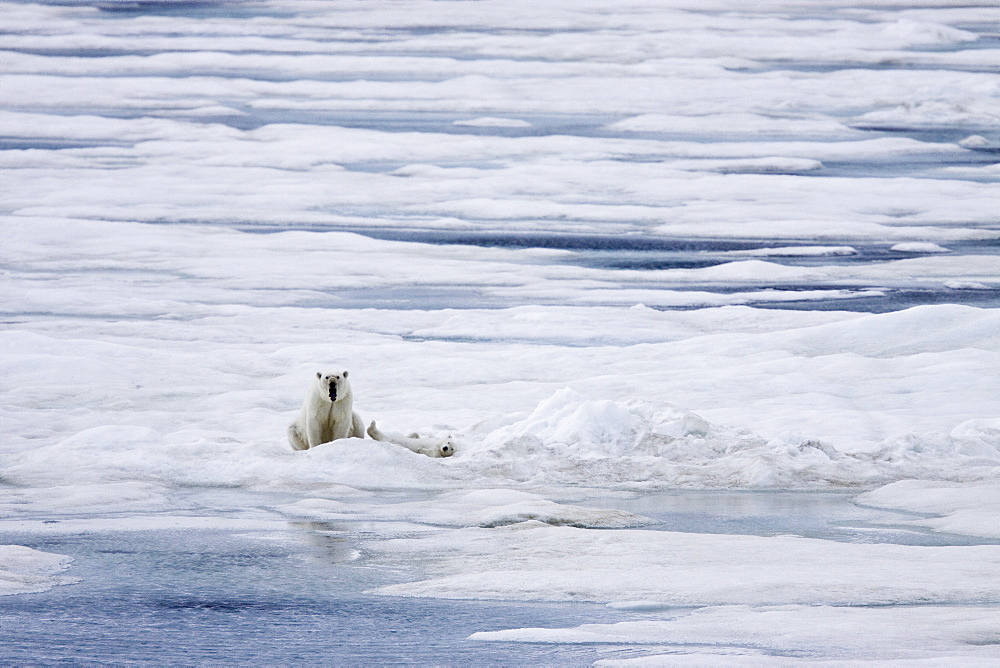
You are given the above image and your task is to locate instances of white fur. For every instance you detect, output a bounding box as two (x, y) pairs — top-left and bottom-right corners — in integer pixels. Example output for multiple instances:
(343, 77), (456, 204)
(367, 421), (456, 458)
(288, 370), (365, 450)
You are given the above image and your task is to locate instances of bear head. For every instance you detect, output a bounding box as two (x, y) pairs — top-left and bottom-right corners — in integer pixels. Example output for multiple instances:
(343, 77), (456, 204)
(316, 370), (350, 403)
(438, 436), (457, 457)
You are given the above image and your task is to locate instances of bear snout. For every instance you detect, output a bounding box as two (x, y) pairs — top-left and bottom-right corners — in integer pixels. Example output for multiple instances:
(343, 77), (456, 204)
(328, 383), (338, 402)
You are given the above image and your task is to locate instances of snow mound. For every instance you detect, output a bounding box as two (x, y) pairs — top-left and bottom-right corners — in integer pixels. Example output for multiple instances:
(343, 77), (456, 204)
(852, 101), (1000, 129)
(0, 545), (78, 596)
(959, 135), (993, 149)
(6, 390), (996, 503)
(457, 389), (1000, 490)
(879, 19), (978, 46)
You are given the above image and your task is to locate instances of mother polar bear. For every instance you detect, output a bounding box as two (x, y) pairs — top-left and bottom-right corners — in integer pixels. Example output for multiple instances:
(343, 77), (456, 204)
(287, 370), (365, 450)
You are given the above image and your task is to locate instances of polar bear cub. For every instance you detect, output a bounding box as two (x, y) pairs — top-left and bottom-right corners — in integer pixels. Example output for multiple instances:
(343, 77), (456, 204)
(288, 370), (365, 450)
(367, 421), (456, 458)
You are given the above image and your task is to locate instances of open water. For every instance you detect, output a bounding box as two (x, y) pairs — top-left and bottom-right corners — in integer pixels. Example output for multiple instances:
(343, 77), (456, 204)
(3, 490), (996, 665)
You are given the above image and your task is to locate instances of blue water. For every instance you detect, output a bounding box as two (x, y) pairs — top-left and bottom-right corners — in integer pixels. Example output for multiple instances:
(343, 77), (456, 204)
(234, 228), (1000, 312)
(3, 490), (995, 665)
(1, 527), (637, 665)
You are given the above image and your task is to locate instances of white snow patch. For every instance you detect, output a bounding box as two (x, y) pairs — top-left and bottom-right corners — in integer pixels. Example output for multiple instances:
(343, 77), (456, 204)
(945, 280), (989, 290)
(879, 19), (978, 46)
(279, 489), (651, 529)
(480, 605), (1000, 664)
(673, 157), (824, 175)
(959, 135), (992, 149)
(0, 545), (78, 596)
(723, 246), (857, 258)
(607, 114), (855, 137)
(891, 242), (951, 254)
(0, 482), (173, 517)
(371, 522), (1000, 605)
(857, 476), (1000, 539)
(852, 101), (1000, 130)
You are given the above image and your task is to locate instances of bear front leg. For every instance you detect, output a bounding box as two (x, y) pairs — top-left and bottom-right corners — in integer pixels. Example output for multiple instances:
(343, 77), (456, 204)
(306, 410), (325, 448)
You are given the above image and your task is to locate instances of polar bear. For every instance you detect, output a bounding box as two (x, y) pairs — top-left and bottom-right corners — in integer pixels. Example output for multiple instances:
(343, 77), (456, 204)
(288, 370), (365, 450)
(367, 421), (456, 458)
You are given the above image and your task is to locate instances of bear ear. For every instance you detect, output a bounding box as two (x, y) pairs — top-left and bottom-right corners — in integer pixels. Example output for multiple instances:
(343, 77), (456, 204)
(316, 371), (322, 379)
(343, 370), (349, 378)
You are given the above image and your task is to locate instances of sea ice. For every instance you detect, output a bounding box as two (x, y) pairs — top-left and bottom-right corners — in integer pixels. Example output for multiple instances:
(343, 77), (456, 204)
(722, 246), (858, 258)
(1, 0), (997, 662)
(370, 521), (1000, 605)
(857, 478), (1000, 539)
(478, 605), (1000, 664)
(890, 242), (951, 254)
(278, 489), (652, 529)
(0, 545), (78, 596)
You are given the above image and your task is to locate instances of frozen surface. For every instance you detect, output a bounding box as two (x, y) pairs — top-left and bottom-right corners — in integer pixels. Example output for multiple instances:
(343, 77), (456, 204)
(857, 479), (1000, 539)
(372, 522), (1000, 605)
(1, 0), (998, 664)
(0, 545), (77, 596)
(481, 605), (1000, 663)
(278, 489), (655, 529)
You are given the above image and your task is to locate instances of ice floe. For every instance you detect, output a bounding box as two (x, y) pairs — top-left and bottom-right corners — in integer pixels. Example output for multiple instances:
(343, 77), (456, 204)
(890, 242), (951, 254)
(481, 605), (1000, 664)
(370, 521), (1000, 605)
(857, 478), (1000, 539)
(0, 545), (78, 596)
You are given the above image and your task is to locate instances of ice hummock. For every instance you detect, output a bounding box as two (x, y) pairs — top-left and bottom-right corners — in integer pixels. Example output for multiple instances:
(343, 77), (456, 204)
(5, 388), (998, 513)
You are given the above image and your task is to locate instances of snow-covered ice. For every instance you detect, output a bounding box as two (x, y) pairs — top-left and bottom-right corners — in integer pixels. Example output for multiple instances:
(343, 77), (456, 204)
(857, 479), (1000, 539)
(0, 545), (78, 596)
(373, 522), (1000, 605)
(1, 0), (998, 663)
(486, 605), (1000, 664)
